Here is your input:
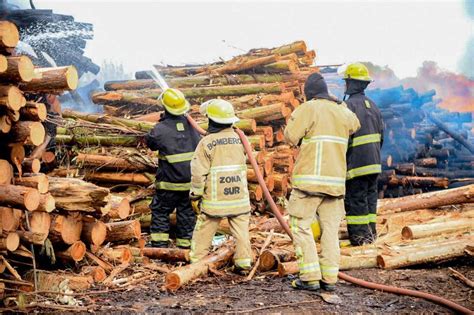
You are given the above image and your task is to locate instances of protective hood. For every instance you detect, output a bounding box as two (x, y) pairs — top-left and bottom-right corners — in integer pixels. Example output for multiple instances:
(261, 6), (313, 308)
(208, 119), (233, 134)
(304, 72), (333, 102)
(344, 79), (370, 96)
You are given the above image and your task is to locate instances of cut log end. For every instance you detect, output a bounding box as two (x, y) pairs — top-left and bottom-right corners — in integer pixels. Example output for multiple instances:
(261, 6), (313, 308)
(91, 221), (107, 246)
(5, 232), (20, 251)
(69, 241), (87, 262)
(164, 273), (181, 291)
(401, 227), (413, 240)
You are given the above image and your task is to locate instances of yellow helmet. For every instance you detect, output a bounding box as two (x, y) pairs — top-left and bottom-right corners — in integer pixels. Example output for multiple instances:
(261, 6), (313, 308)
(201, 99), (239, 124)
(343, 63), (372, 82)
(159, 88), (190, 115)
(311, 218), (321, 240)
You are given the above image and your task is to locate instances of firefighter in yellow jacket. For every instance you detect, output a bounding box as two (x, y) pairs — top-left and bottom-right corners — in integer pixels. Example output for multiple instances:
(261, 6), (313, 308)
(284, 72), (360, 291)
(189, 99), (252, 273)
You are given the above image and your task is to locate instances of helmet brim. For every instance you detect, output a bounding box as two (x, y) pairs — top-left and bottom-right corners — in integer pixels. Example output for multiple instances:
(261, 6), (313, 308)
(343, 75), (373, 82)
(209, 116), (240, 124)
(164, 100), (190, 116)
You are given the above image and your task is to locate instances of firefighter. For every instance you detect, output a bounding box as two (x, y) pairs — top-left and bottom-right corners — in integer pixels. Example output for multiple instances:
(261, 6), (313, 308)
(343, 63), (384, 246)
(284, 72), (360, 291)
(189, 99), (252, 273)
(145, 88), (201, 248)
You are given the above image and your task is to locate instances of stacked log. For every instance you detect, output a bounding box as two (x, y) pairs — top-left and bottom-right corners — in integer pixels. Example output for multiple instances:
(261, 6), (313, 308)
(0, 20), (144, 297)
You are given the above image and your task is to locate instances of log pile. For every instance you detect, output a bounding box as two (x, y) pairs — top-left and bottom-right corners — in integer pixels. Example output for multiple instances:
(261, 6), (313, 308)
(0, 20), (147, 300)
(324, 71), (474, 197)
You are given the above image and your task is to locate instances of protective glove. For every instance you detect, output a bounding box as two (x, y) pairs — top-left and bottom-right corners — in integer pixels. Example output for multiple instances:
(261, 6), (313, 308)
(189, 192), (202, 215)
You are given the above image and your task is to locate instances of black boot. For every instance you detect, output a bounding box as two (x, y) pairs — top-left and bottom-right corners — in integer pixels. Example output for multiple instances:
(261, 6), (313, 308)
(291, 279), (320, 291)
(146, 241), (168, 248)
(320, 281), (336, 292)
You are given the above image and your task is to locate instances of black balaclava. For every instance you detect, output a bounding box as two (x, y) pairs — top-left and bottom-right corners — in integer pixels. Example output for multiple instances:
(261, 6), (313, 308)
(344, 79), (370, 98)
(208, 119), (232, 134)
(304, 72), (333, 102)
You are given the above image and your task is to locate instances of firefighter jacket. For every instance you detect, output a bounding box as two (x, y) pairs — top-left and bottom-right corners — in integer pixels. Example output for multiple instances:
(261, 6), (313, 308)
(284, 99), (360, 197)
(190, 127), (251, 217)
(345, 92), (384, 180)
(145, 112), (201, 191)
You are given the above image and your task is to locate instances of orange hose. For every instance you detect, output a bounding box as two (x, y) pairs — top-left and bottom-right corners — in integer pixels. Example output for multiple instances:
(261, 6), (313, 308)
(186, 115), (471, 314)
(338, 272), (472, 314)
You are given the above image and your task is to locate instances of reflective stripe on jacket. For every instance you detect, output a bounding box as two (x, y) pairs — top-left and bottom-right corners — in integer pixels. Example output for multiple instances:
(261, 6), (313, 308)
(145, 113), (201, 190)
(345, 93), (384, 179)
(284, 99), (360, 197)
(190, 128), (251, 217)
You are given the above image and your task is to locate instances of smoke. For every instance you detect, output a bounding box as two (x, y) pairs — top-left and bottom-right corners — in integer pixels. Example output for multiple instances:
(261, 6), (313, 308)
(458, 0), (474, 79)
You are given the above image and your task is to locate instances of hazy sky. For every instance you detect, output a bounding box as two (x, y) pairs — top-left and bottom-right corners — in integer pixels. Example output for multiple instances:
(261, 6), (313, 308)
(35, 0), (472, 78)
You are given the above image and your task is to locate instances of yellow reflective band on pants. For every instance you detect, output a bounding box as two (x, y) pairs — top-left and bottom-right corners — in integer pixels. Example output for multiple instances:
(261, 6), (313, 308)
(346, 215), (370, 225)
(298, 262), (320, 274)
(176, 238), (191, 247)
(321, 264), (339, 277)
(368, 213), (377, 223)
(151, 233), (169, 242)
(290, 216), (299, 234)
(201, 198), (250, 209)
(350, 133), (381, 148)
(156, 181), (191, 191)
(347, 164), (382, 179)
(292, 175), (346, 187)
(235, 258), (251, 269)
(159, 151), (195, 163)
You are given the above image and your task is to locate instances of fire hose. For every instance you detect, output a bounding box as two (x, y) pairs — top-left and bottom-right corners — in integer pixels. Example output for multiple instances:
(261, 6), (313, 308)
(186, 114), (472, 314)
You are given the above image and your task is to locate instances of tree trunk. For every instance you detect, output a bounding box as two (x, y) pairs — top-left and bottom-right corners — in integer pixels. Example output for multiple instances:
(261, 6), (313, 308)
(209, 55), (280, 75)
(105, 220), (141, 242)
(14, 173), (49, 193)
(415, 157), (437, 168)
(377, 236), (473, 269)
(81, 216), (107, 246)
(260, 59), (299, 73)
(10, 121), (45, 146)
(238, 103), (291, 122)
(0, 21), (20, 49)
(84, 171), (152, 186)
(377, 185), (474, 214)
(0, 232), (20, 251)
(389, 175), (449, 188)
(30, 270), (93, 292)
(28, 211), (51, 235)
(0, 85), (24, 111)
(19, 66), (79, 92)
(108, 195), (131, 220)
(37, 193), (55, 212)
(48, 177), (111, 215)
(0, 184), (40, 211)
(16, 230), (47, 245)
(96, 246), (133, 264)
(0, 159), (13, 185)
(142, 247), (190, 262)
(0, 206), (23, 231)
(56, 241), (87, 262)
(76, 153), (150, 172)
(0, 56), (34, 82)
(402, 219), (474, 240)
(56, 134), (139, 147)
(22, 158), (41, 174)
(19, 102), (47, 121)
(259, 248), (294, 271)
(49, 213), (83, 245)
(165, 241), (234, 291)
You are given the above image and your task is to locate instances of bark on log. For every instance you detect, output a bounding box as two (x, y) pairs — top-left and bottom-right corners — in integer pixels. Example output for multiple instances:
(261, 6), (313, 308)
(19, 102), (47, 121)
(76, 153), (150, 172)
(84, 172), (152, 186)
(165, 241), (234, 291)
(81, 266), (106, 282)
(56, 240), (87, 262)
(402, 219), (474, 240)
(96, 246), (133, 264)
(105, 220), (141, 242)
(377, 185), (474, 214)
(108, 195), (131, 220)
(0, 85), (24, 111)
(48, 177), (111, 215)
(205, 55), (280, 75)
(56, 134), (139, 147)
(238, 103), (291, 122)
(0, 21), (20, 49)
(0, 184), (40, 211)
(31, 270), (93, 292)
(16, 230), (47, 245)
(10, 121), (45, 146)
(81, 216), (107, 246)
(14, 173), (49, 194)
(19, 66), (79, 92)
(49, 213), (83, 245)
(0, 56), (34, 82)
(415, 157), (437, 168)
(141, 247), (190, 262)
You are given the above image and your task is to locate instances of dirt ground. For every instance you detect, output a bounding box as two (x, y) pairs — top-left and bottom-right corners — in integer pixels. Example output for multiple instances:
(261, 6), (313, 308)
(28, 257), (472, 314)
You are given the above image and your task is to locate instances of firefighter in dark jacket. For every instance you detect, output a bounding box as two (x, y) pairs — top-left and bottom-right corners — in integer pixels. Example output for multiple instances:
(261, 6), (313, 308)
(343, 63), (384, 246)
(145, 88), (201, 248)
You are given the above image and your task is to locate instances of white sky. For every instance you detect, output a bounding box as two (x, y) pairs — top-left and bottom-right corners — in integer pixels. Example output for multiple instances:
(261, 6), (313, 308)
(35, 0), (472, 78)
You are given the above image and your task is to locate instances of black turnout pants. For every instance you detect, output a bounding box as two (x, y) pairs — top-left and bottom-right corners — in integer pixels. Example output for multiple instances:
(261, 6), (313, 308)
(149, 190), (196, 247)
(344, 174), (378, 246)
